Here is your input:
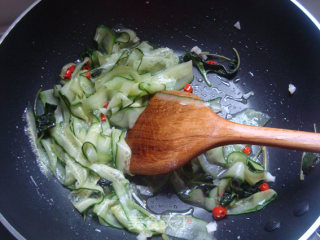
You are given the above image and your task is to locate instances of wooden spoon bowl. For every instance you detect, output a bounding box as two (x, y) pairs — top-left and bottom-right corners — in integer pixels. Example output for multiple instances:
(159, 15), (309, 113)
(126, 91), (320, 175)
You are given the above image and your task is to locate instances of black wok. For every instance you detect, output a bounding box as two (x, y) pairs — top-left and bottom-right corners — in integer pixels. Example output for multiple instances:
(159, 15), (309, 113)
(1, 0), (320, 239)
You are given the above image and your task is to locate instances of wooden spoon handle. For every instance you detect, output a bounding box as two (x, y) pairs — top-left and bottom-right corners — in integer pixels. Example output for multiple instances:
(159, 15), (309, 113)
(224, 121), (320, 152)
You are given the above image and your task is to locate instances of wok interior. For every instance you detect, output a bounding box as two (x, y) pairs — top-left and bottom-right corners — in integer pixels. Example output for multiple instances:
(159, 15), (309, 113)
(0, 0), (320, 239)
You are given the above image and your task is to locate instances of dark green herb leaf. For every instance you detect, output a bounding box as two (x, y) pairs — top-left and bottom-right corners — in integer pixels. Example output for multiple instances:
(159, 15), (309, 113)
(231, 181), (260, 199)
(182, 48), (240, 86)
(301, 152), (318, 175)
(220, 192), (236, 206)
(35, 103), (57, 137)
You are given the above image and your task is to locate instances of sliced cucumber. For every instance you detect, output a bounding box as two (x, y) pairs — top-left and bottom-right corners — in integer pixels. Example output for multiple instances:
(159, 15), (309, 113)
(69, 189), (103, 213)
(150, 61), (193, 90)
(222, 161), (245, 183)
(205, 146), (226, 166)
(93, 195), (123, 229)
(94, 25), (115, 55)
(227, 189), (277, 215)
(110, 106), (145, 129)
(227, 151), (248, 165)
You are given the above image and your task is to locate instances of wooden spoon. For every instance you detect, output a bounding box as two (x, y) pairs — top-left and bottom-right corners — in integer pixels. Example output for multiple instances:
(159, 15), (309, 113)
(126, 90), (320, 175)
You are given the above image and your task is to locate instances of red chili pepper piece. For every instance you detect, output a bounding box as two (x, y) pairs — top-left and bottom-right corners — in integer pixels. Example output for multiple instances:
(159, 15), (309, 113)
(212, 206), (227, 220)
(184, 83), (193, 93)
(103, 101), (109, 108)
(207, 60), (217, 65)
(100, 114), (107, 122)
(82, 65), (90, 70)
(85, 71), (90, 79)
(63, 65), (75, 79)
(259, 183), (270, 191)
(82, 61), (90, 70)
(243, 145), (252, 155)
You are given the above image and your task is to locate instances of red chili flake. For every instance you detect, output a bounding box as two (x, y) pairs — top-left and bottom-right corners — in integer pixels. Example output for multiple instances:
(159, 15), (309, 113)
(100, 114), (107, 122)
(184, 83), (193, 93)
(85, 71), (90, 79)
(212, 206), (227, 220)
(207, 60), (217, 65)
(103, 101), (109, 108)
(259, 183), (270, 191)
(63, 65), (75, 79)
(242, 145), (252, 155)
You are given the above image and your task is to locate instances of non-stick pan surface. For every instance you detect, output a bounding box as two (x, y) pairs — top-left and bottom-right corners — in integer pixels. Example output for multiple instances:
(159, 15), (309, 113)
(1, 0), (320, 239)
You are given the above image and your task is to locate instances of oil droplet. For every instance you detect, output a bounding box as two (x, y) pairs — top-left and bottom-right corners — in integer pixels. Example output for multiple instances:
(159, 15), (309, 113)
(264, 219), (280, 232)
(293, 201), (309, 217)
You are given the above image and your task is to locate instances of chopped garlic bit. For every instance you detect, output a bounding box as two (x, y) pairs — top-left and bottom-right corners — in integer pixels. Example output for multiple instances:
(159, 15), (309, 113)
(234, 21), (241, 30)
(191, 46), (207, 60)
(206, 221), (218, 233)
(242, 91), (254, 100)
(191, 46), (202, 55)
(288, 83), (296, 95)
(265, 172), (276, 182)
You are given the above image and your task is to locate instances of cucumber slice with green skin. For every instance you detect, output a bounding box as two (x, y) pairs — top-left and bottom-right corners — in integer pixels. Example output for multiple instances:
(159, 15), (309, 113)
(116, 31), (130, 43)
(227, 189), (277, 215)
(217, 178), (230, 197)
(110, 107), (146, 129)
(95, 66), (142, 90)
(94, 25), (115, 55)
(50, 123), (89, 167)
(115, 131), (131, 173)
(245, 168), (273, 185)
(39, 89), (58, 106)
(126, 48), (144, 70)
(82, 123), (100, 163)
(82, 87), (108, 116)
(96, 135), (112, 163)
(69, 189), (103, 213)
(205, 146), (226, 166)
(188, 188), (205, 206)
(223, 144), (247, 160)
(111, 129), (123, 167)
(227, 151), (248, 165)
(139, 81), (166, 95)
(247, 158), (265, 172)
(79, 73), (94, 97)
(198, 154), (225, 178)
(161, 213), (214, 240)
(227, 151), (265, 172)
(116, 28), (137, 43)
(138, 47), (179, 74)
(90, 163), (166, 234)
(204, 187), (219, 211)
(40, 138), (58, 172)
(64, 154), (88, 188)
(93, 194), (123, 229)
(150, 60), (193, 90)
(110, 204), (131, 230)
(70, 116), (88, 142)
(222, 161), (246, 183)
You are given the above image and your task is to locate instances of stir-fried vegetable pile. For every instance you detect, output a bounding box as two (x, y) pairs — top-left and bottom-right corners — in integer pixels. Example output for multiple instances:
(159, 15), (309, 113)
(27, 25), (276, 240)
